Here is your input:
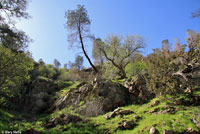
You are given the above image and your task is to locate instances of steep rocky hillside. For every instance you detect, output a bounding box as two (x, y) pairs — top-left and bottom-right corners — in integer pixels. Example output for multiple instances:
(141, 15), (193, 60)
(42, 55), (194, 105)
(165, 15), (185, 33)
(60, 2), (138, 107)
(1, 79), (200, 134)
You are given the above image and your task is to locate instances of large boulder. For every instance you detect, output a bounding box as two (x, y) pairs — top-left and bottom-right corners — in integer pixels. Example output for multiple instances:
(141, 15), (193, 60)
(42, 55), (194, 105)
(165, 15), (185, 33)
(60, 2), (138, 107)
(53, 78), (130, 117)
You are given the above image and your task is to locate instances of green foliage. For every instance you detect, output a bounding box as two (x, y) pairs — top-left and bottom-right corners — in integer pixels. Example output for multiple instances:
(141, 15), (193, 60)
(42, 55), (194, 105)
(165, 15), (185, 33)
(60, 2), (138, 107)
(0, 109), (14, 131)
(102, 62), (119, 79)
(65, 5), (97, 73)
(58, 69), (78, 81)
(95, 34), (145, 78)
(66, 5), (90, 40)
(0, 0), (30, 51)
(38, 64), (57, 79)
(145, 31), (200, 95)
(30, 62), (62, 81)
(145, 48), (179, 94)
(92, 38), (105, 65)
(0, 0), (30, 24)
(0, 24), (31, 51)
(126, 60), (147, 77)
(0, 0), (33, 108)
(0, 45), (33, 99)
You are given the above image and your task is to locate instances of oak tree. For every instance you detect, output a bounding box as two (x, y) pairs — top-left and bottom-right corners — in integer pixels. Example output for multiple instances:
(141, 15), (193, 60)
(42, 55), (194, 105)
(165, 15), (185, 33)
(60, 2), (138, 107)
(94, 34), (145, 78)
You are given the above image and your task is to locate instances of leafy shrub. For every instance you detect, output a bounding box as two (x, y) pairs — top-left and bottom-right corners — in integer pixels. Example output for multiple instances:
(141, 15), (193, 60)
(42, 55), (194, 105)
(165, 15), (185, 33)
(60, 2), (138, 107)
(126, 60), (147, 77)
(145, 49), (179, 95)
(0, 45), (33, 99)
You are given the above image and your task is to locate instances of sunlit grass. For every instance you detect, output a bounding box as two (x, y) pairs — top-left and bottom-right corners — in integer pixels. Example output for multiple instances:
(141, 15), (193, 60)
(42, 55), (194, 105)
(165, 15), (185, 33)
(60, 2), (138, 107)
(91, 95), (200, 134)
(1, 84), (200, 134)
(56, 81), (79, 97)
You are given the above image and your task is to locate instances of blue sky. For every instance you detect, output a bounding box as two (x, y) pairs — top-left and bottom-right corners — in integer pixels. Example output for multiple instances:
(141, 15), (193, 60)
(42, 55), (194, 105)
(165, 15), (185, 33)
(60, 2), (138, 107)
(16, 0), (200, 67)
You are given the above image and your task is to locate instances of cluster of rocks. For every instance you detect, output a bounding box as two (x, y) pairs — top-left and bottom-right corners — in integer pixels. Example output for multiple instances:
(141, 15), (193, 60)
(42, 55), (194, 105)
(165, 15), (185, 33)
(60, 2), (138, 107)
(53, 77), (130, 117)
(104, 107), (142, 131)
(115, 120), (135, 131)
(104, 107), (133, 119)
(124, 75), (155, 104)
(147, 105), (176, 114)
(23, 74), (155, 116)
(44, 114), (82, 129)
(150, 127), (200, 134)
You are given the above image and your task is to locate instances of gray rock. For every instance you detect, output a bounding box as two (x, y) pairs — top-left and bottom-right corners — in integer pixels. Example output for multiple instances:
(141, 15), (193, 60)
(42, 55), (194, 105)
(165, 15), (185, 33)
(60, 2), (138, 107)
(53, 80), (130, 117)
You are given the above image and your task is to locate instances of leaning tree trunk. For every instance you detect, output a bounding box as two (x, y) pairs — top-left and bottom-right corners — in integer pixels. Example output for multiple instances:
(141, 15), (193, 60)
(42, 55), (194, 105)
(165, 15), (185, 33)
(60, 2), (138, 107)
(78, 25), (98, 73)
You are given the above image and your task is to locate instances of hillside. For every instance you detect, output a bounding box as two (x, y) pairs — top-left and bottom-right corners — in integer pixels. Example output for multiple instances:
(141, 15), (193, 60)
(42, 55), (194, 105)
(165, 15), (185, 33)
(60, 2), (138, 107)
(0, 80), (200, 134)
(0, 1), (200, 134)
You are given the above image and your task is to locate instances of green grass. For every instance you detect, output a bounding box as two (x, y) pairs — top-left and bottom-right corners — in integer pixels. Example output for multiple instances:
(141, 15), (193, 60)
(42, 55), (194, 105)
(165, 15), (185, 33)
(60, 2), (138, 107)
(193, 86), (200, 96)
(0, 108), (105, 134)
(1, 85), (200, 134)
(91, 96), (200, 134)
(0, 109), (14, 131)
(56, 81), (79, 97)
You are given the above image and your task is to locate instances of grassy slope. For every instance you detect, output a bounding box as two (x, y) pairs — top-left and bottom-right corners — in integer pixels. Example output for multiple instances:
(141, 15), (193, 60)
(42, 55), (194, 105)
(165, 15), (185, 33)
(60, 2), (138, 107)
(0, 84), (200, 134)
(92, 98), (200, 134)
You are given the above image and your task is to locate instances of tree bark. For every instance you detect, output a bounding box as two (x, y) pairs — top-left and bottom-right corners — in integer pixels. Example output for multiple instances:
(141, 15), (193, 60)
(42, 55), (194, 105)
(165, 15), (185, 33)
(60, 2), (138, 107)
(78, 25), (98, 73)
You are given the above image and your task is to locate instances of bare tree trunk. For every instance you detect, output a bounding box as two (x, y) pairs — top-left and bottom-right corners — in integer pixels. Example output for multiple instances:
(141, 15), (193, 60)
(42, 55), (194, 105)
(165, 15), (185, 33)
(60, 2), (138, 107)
(78, 25), (98, 73)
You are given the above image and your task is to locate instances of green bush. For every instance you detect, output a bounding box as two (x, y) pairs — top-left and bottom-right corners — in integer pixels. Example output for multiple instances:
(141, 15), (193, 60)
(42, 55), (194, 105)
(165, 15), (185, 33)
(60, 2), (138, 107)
(126, 60), (147, 77)
(0, 45), (33, 99)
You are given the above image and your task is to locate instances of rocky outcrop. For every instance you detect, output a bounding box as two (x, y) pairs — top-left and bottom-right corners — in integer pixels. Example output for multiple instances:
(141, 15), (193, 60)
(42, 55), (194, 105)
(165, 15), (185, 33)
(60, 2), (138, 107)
(53, 77), (130, 117)
(124, 75), (154, 104)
